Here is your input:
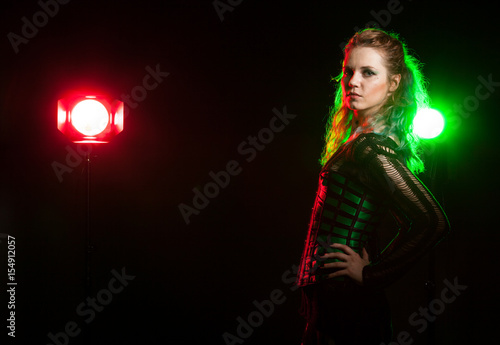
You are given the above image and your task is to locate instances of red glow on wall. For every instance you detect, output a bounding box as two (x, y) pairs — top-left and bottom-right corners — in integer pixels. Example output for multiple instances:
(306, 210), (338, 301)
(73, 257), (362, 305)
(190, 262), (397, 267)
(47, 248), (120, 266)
(58, 95), (124, 143)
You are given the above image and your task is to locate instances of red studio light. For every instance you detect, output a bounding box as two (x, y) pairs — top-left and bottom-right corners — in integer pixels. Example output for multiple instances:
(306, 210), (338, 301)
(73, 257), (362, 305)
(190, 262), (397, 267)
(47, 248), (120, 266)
(58, 95), (124, 143)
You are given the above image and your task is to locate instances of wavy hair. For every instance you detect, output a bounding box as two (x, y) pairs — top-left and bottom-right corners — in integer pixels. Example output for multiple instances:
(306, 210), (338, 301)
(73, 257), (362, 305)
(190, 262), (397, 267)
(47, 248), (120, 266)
(320, 28), (429, 174)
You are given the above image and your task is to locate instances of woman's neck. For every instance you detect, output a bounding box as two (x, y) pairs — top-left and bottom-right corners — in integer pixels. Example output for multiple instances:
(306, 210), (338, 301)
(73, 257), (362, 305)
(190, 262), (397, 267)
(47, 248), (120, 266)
(349, 116), (400, 145)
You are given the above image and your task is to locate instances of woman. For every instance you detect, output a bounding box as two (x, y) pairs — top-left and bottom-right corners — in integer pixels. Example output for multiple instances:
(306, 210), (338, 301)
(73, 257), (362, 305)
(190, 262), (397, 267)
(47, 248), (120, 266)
(296, 29), (450, 344)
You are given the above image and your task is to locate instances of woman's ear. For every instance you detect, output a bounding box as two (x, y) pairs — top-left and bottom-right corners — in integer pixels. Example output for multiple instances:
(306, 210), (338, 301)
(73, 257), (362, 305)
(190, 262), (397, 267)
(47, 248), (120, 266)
(389, 74), (401, 92)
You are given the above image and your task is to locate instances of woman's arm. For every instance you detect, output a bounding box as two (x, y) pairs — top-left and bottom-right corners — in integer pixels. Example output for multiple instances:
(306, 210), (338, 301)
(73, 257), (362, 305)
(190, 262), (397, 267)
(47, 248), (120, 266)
(358, 135), (450, 288)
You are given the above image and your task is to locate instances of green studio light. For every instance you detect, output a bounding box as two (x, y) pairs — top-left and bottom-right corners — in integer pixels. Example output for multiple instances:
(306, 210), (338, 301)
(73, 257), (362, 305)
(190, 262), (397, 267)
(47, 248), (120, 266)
(413, 108), (445, 139)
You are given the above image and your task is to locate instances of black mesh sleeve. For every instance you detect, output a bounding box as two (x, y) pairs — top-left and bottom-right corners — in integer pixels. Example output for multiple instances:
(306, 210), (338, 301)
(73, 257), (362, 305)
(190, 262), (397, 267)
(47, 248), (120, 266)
(352, 134), (450, 289)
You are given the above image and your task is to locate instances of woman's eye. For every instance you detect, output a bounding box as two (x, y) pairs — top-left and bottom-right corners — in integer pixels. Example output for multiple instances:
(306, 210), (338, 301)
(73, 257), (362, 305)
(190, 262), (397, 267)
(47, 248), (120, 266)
(363, 70), (375, 76)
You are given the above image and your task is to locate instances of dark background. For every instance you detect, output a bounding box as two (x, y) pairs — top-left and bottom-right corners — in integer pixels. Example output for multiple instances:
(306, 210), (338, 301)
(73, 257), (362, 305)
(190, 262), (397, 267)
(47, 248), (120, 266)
(1, 0), (498, 344)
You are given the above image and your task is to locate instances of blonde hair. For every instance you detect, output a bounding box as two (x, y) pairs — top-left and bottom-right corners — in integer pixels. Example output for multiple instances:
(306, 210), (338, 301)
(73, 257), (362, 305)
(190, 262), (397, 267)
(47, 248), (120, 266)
(321, 28), (429, 174)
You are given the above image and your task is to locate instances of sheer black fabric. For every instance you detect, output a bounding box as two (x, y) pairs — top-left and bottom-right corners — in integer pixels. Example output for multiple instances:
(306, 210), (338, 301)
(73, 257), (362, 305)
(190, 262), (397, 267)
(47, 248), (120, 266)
(297, 133), (450, 344)
(297, 133), (450, 289)
(351, 134), (450, 288)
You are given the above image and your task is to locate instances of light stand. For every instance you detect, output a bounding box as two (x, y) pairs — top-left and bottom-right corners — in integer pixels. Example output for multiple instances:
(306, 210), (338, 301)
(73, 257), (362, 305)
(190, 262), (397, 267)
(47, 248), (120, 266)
(57, 94), (124, 345)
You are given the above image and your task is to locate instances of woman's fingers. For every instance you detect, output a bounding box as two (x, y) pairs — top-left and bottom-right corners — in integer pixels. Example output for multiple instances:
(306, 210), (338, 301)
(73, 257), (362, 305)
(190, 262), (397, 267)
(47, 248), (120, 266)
(322, 261), (348, 269)
(319, 251), (349, 261)
(329, 243), (357, 255)
(325, 269), (348, 279)
(319, 244), (370, 284)
(362, 247), (370, 261)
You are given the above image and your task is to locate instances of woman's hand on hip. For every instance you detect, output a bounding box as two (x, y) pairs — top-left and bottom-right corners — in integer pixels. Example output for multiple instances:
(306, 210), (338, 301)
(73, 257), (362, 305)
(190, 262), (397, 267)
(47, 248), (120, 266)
(319, 243), (370, 285)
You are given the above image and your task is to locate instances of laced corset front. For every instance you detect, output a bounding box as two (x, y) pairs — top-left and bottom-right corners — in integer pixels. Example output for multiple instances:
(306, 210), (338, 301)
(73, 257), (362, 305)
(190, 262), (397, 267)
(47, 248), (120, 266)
(296, 133), (450, 288)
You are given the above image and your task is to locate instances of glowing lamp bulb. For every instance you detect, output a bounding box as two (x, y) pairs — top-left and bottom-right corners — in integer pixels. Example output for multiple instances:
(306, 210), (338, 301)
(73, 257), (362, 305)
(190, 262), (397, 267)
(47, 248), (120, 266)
(58, 95), (124, 144)
(71, 99), (109, 136)
(413, 108), (445, 139)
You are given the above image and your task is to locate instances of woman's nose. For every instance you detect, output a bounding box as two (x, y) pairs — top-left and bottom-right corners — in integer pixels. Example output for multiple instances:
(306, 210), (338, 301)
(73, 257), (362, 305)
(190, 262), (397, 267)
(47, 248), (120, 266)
(348, 73), (360, 88)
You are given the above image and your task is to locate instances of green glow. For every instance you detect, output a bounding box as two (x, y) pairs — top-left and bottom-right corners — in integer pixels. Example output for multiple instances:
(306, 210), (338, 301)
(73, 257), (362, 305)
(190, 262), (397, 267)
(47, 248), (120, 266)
(413, 108), (445, 139)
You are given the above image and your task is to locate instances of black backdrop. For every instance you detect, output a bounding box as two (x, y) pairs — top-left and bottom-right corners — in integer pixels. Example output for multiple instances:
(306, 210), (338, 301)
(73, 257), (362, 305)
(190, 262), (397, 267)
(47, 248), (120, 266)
(1, 0), (499, 344)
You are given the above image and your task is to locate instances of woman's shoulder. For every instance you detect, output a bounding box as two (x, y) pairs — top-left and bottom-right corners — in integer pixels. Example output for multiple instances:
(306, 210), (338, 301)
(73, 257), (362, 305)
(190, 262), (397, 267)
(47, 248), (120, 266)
(348, 132), (401, 161)
(352, 132), (398, 146)
(323, 133), (401, 170)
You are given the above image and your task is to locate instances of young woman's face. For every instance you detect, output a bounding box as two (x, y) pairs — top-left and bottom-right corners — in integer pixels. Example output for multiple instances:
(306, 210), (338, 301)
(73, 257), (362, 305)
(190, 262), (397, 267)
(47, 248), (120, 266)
(342, 47), (399, 120)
